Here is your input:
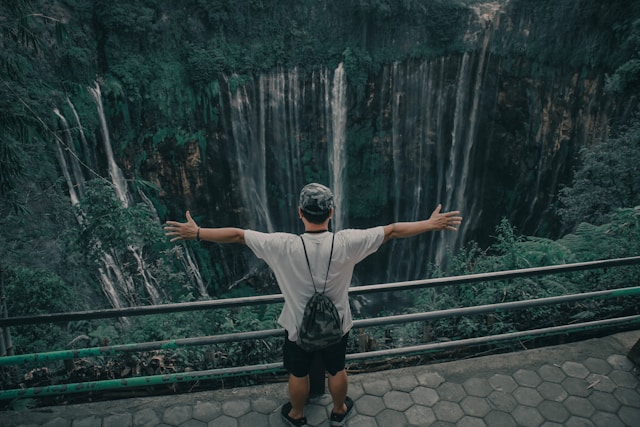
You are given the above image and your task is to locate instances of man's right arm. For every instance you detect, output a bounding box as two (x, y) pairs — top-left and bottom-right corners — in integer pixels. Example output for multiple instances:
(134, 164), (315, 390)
(383, 204), (462, 244)
(164, 211), (246, 245)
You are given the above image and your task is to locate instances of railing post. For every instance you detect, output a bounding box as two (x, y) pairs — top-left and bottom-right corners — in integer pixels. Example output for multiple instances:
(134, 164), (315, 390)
(309, 353), (325, 397)
(628, 338), (640, 366)
(0, 270), (13, 356)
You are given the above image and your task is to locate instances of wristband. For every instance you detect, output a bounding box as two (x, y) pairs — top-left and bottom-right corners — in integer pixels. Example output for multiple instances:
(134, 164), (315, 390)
(196, 227), (201, 241)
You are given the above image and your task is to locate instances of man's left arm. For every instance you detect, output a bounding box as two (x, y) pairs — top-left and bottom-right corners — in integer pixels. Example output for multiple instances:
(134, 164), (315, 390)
(383, 204), (462, 243)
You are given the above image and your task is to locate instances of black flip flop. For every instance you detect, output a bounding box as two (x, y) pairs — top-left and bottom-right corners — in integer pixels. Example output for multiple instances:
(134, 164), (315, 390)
(281, 402), (308, 427)
(330, 396), (354, 426)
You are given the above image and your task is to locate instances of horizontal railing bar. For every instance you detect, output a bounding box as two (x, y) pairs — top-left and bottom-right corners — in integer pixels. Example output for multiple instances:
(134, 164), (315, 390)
(1, 315), (636, 400)
(0, 328), (283, 366)
(350, 255), (640, 295)
(3, 256), (639, 327)
(346, 315), (640, 361)
(0, 362), (285, 400)
(352, 285), (640, 328)
(3, 285), (638, 366)
(0, 294), (285, 327)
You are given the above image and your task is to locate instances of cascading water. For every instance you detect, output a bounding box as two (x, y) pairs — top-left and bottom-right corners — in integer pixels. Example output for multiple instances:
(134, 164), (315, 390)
(53, 84), (171, 310)
(53, 108), (82, 207)
(222, 64), (348, 233)
(88, 82), (129, 208)
(227, 78), (275, 233)
(220, 53), (493, 281)
(329, 63), (348, 231)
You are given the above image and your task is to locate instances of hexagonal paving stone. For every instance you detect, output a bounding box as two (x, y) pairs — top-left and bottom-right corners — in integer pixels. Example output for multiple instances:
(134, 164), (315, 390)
(348, 381), (366, 401)
(433, 400), (464, 423)
(238, 411), (269, 427)
(537, 382), (568, 402)
(591, 411), (626, 427)
(374, 408), (407, 426)
(585, 373), (617, 393)
(354, 395), (385, 416)
(406, 404), (436, 426)
(133, 408), (161, 426)
(460, 396), (491, 417)
(382, 390), (413, 411)
(488, 390), (517, 412)
(564, 396), (596, 417)
(410, 386), (440, 406)
(514, 369), (542, 388)
(485, 410), (517, 427)
(619, 406), (640, 427)
(583, 357), (612, 375)
(437, 382), (466, 402)
(613, 387), (640, 407)
(513, 386), (544, 406)
(512, 405), (544, 427)
(192, 401), (222, 422)
(103, 413), (133, 427)
(588, 390), (621, 413)
(163, 405), (192, 425)
(562, 361), (590, 379)
(538, 401), (570, 423)
(463, 377), (493, 397)
(606, 354), (634, 371)
(489, 374), (518, 393)
(565, 416), (596, 427)
(346, 414), (378, 426)
(609, 369), (640, 389)
(222, 400), (251, 418)
(211, 415), (238, 427)
(417, 371), (445, 388)
(561, 377), (592, 398)
(388, 373), (419, 391)
(179, 420), (206, 427)
(458, 415), (488, 427)
(251, 397), (279, 414)
(73, 415), (101, 427)
(305, 403), (329, 426)
(538, 365), (566, 383)
(362, 378), (392, 396)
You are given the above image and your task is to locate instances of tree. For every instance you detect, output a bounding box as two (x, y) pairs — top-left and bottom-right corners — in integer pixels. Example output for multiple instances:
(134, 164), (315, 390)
(558, 117), (640, 227)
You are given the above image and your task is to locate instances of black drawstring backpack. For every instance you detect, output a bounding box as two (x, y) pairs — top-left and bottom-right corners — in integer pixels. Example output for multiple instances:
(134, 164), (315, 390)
(296, 234), (343, 352)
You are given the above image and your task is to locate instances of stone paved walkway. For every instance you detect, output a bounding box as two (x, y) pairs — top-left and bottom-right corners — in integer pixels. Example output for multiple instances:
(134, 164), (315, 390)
(0, 330), (638, 426)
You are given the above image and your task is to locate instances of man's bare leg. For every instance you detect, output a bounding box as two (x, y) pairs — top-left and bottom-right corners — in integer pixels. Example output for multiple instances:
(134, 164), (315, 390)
(327, 369), (348, 414)
(288, 374), (309, 419)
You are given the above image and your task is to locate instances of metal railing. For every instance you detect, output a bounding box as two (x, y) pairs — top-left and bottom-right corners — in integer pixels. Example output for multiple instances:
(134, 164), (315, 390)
(1, 256), (639, 401)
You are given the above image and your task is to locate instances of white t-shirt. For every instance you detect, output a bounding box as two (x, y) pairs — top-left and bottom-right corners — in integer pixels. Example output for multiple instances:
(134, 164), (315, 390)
(244, 227), (385, 341)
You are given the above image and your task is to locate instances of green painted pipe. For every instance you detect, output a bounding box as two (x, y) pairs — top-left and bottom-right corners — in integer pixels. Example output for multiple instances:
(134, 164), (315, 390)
(0, 328), (282, 366)
(0, 362), (284, 400)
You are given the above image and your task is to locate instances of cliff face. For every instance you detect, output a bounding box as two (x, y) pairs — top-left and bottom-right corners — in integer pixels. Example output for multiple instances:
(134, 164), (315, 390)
(37, 0), (637, 293)
(133, 0), (634, 285)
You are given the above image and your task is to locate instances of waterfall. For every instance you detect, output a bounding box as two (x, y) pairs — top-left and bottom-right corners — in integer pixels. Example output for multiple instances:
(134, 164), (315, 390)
(329, 63), (348, 231)
(88, 82), (129, 208)
(66, 96), (96, 172)
(258, 67), (304, 230)
(53, 109), (82, 207)
(219, 49), (499, 281)
(53, 86), (167, 309)
(223, 65), (348, 232)
(227, 78), (275, 232)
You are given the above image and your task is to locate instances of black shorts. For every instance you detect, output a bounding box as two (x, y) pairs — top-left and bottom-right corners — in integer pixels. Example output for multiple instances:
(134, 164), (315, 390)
(283, 331), (350, 377)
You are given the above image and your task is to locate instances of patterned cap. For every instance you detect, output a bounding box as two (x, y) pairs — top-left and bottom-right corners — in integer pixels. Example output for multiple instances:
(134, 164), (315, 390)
(299, 183), (335, 215)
